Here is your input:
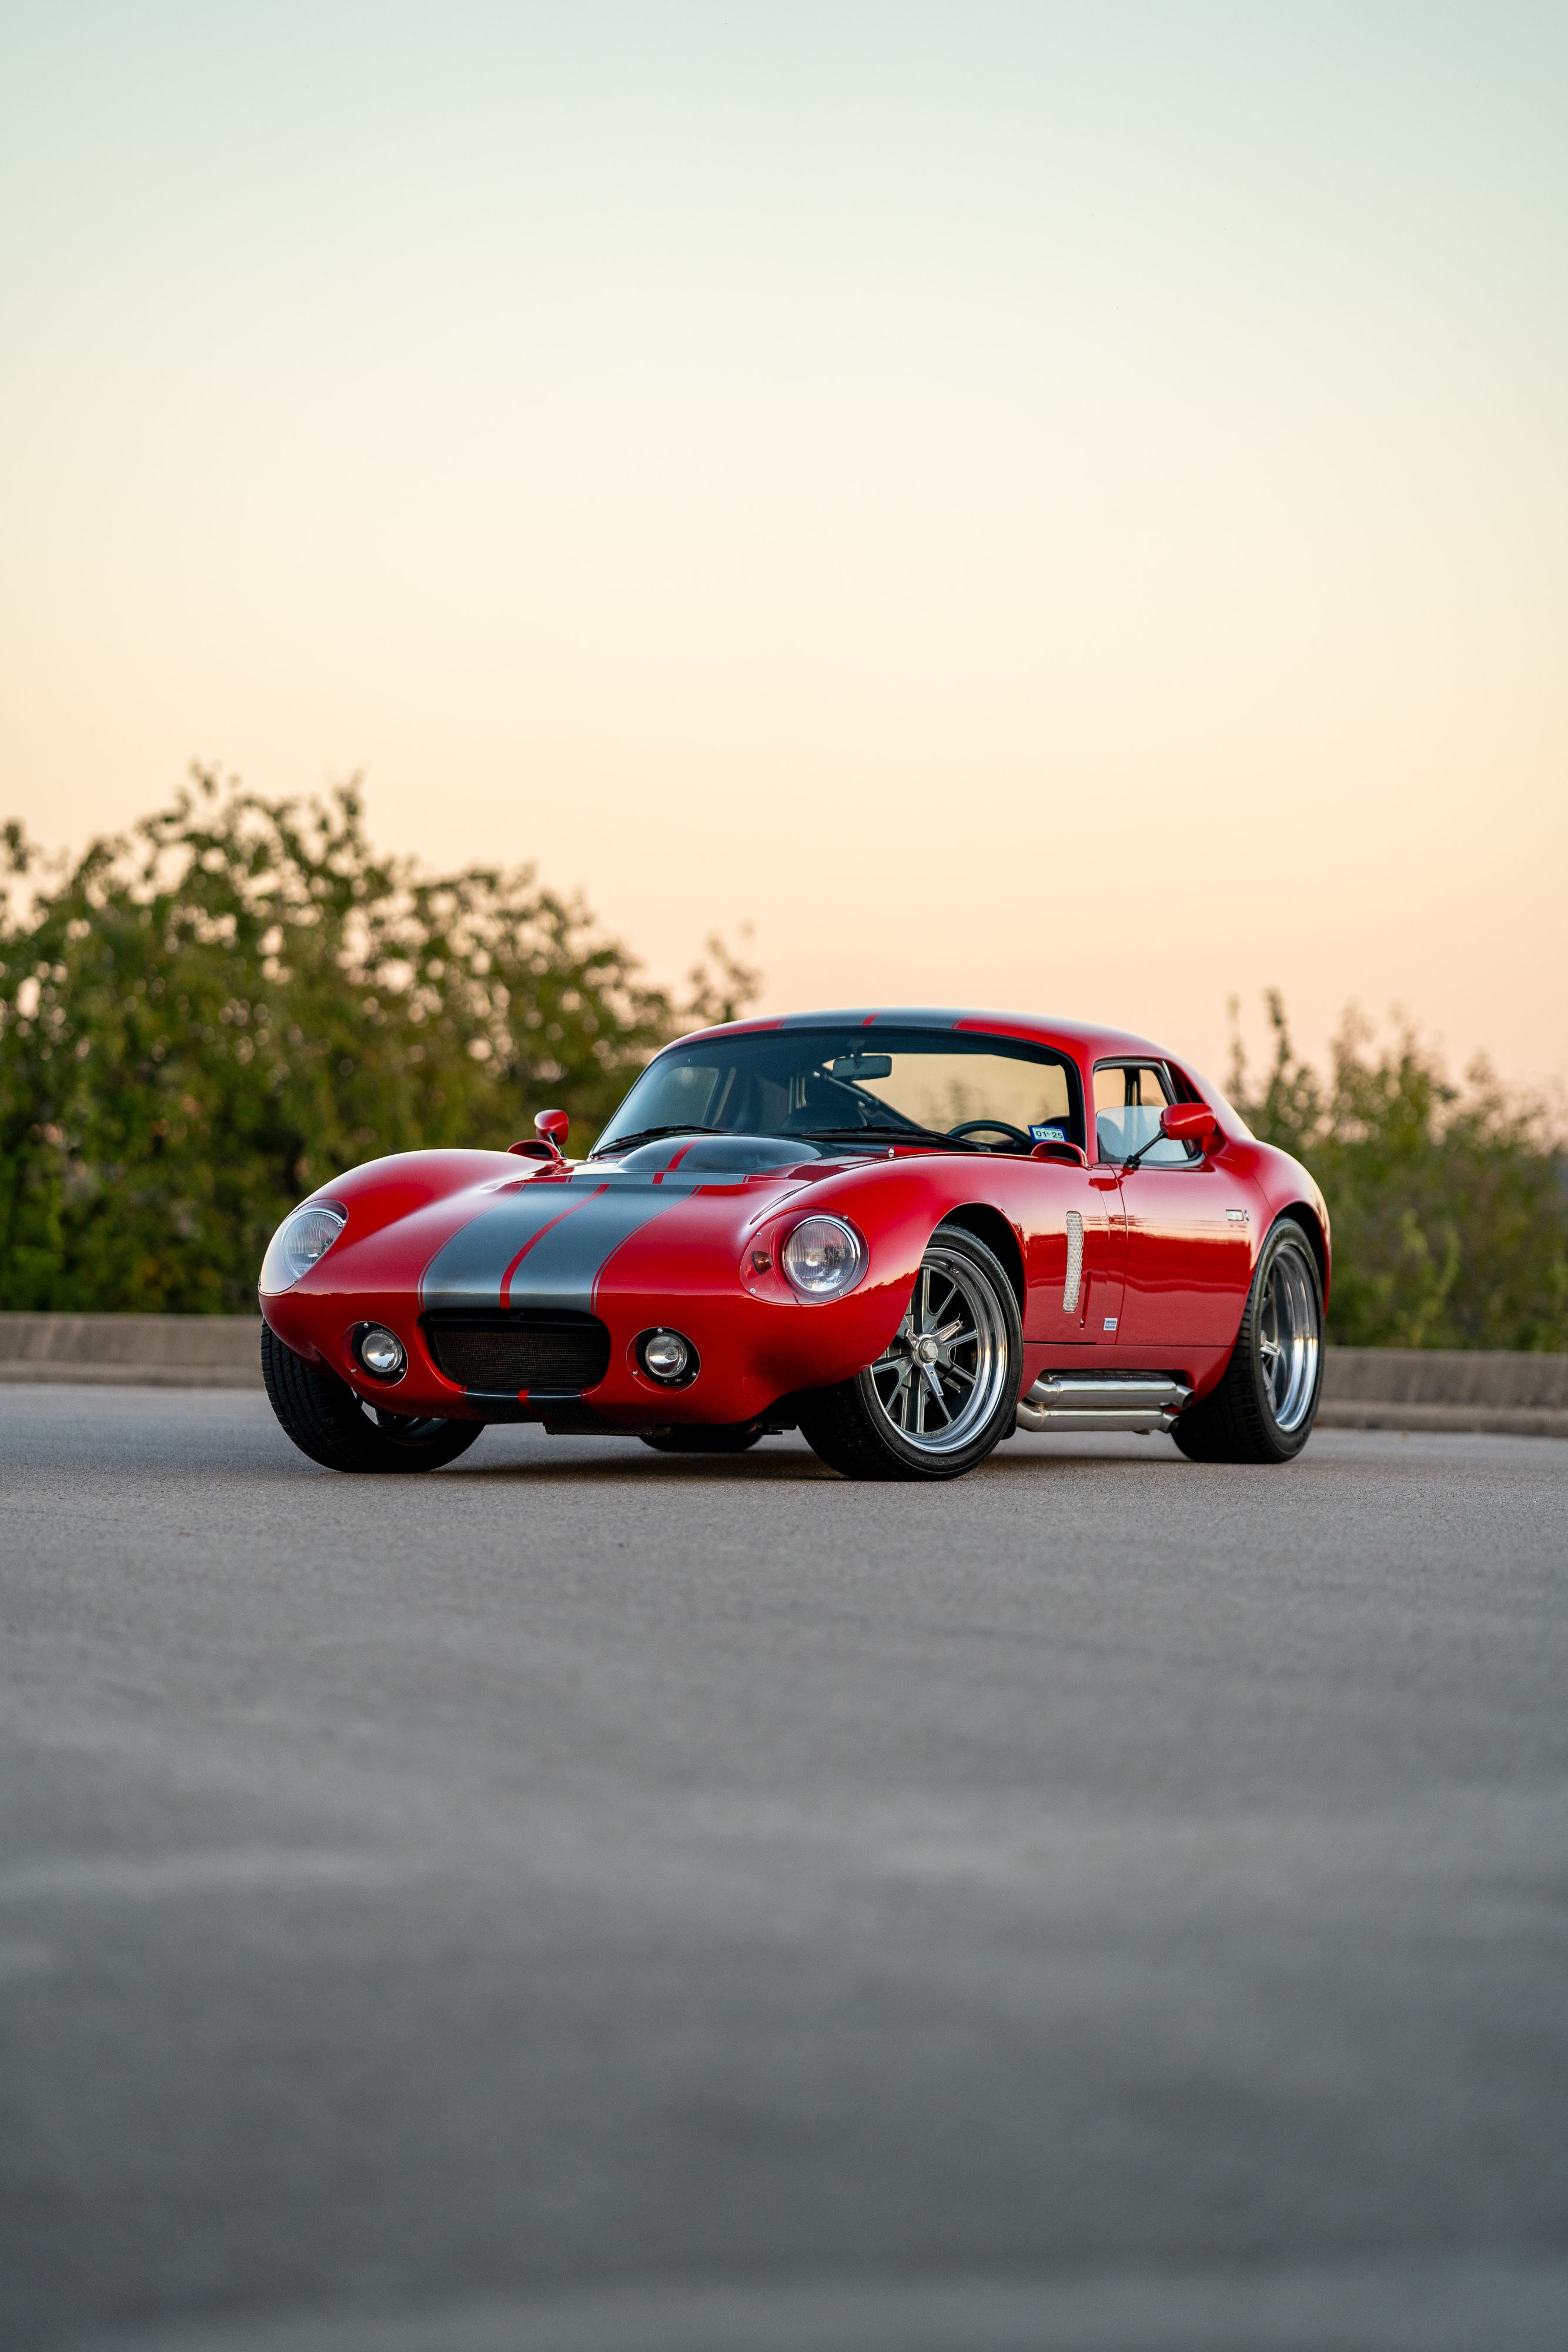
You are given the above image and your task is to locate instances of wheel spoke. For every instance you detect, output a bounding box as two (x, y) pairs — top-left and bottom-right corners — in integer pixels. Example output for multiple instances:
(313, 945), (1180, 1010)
(928, 1272), (958, 1325)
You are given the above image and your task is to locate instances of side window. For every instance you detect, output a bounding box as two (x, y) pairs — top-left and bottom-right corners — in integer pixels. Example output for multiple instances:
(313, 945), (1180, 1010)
(1094, 1063), (1195, 1167)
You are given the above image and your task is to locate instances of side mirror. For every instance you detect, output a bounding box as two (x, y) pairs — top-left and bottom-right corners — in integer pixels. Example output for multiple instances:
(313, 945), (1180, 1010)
(1161, 1102), (1219, 1148)
(535, 1107), (570, 1158)
(1030, 1138), (1089, 1168)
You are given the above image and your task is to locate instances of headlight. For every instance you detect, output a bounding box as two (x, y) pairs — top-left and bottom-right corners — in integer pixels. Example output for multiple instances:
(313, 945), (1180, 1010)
(780, 1215), (865, 1300)
(259, 1201), (347, 1292)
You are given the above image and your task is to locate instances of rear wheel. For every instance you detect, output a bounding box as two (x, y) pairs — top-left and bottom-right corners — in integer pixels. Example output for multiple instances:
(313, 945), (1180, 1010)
(261, 1324), (483, 1474)
(798, 1227), (1022, 1482)
(1171, 1218), (1323, 1464)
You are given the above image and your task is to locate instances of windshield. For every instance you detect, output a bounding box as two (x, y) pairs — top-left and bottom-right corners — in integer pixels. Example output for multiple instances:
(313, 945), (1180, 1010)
(593, 1026), (1084, 1157)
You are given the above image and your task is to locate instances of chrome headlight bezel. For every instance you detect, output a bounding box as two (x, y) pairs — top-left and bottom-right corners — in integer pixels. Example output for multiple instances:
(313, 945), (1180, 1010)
(780, 1214), (866, 1301)
(259, 1200), (347, 1294)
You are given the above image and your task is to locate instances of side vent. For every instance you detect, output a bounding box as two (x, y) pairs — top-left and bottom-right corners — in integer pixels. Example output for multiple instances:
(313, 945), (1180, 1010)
(1062, 1211), (1083, 1314)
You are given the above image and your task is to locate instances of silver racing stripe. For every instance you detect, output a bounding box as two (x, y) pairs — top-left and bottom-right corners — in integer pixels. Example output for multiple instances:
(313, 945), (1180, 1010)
(420, 1172), (717, 1315)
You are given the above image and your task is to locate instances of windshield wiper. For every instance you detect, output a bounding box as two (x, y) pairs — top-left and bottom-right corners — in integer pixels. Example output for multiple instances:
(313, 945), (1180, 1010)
(587, 1124), (733, 1158)
(801, 1124), (991, 1153)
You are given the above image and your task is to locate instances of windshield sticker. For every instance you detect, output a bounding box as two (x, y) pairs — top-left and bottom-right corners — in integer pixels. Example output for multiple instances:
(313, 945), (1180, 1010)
(1029, 1125), (1066, 1143)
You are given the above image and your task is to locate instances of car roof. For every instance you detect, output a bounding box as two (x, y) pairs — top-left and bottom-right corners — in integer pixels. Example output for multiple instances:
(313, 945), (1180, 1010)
(673, 1008), (1178, 1065)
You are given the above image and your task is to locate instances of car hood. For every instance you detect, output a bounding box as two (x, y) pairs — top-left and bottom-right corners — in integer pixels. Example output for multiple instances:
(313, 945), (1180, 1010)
(412, 1134), (850, 1317)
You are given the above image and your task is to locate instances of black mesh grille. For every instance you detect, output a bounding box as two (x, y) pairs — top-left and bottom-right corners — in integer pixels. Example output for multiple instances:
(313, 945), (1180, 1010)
(422, 1312), (611, 1394)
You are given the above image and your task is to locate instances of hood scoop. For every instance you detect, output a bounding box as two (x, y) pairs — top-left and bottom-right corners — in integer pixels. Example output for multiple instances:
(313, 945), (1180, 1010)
(607, 1133), (824, 1178)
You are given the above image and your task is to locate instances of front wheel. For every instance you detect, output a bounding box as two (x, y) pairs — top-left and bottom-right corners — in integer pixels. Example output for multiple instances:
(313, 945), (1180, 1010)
(1170, 1218), (1324, 1464)
(798, 1227), (1022, 1481)
(262, 1325), (483, 1474)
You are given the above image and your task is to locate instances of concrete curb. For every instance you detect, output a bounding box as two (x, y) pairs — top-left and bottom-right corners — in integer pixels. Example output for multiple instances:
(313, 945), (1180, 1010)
(0, 1312), (263, 1388)
(0, 1361), (263, 1388)
(1317, 1401), (1568, 1439)
(1321, 1346), (1568, 1410)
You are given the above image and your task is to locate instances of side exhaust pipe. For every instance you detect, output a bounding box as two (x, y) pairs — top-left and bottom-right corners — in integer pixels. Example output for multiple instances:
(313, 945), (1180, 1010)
(1015, 1373), (1193, 1435)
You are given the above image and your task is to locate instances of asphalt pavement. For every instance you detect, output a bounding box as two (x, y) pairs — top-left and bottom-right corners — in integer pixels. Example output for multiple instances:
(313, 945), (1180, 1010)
(2, 1388), (1566, 2351)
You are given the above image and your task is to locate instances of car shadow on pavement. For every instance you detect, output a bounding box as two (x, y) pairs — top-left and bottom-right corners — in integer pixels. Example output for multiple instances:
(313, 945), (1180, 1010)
(450, 1448), (838, 1484)
(437, 1435), (1185, 1485)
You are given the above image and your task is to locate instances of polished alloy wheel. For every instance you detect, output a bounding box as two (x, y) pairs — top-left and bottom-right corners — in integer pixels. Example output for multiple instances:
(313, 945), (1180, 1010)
(867, 1243), (1012, 1455)
(1258, 1242), (1320, 1431)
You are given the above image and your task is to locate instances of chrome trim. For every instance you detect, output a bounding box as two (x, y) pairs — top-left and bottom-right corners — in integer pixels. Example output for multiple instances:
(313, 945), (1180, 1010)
(1015, 1373), (1193, 1435)
(1062, 1211), (1083, 1314)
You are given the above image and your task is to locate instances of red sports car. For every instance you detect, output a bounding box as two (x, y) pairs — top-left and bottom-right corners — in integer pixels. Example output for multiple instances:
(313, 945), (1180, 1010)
(259, 1008), (1329, 1481)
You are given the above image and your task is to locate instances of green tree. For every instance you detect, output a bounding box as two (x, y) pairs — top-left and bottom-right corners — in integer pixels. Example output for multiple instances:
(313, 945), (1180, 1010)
(1229, 994), (1568, 1349)
(0, 771), (755, 1312)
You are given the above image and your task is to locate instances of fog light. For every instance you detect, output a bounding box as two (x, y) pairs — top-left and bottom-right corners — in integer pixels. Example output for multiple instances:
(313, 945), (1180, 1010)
(356, 1325), (406, 1382)
(638, 1328), (696, 1385)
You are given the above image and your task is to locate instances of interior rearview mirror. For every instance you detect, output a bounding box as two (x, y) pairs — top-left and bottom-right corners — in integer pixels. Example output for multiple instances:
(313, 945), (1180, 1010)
(830, 1055), (892, 1081)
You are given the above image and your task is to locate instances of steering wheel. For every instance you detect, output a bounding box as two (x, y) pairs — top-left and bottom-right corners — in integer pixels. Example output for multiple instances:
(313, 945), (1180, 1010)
(947, 1119), (1032, 1149)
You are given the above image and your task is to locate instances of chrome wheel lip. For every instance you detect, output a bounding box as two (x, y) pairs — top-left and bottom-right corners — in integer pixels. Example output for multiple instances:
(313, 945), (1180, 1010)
(1258, 1242), (1320, 1433)
(863, 1243), (1011, 1455)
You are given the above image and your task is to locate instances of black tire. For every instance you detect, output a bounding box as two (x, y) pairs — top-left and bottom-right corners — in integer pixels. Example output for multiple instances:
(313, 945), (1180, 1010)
(1170, 1218), (1324, 1465)
(797, 1225), (1023, 1482)
(261, 1324), (483, 1474)
(640, 1426), (764, 1454)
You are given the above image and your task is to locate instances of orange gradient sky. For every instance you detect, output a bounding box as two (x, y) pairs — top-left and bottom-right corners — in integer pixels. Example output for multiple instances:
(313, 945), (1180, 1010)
(2, 3), (1564, 1094)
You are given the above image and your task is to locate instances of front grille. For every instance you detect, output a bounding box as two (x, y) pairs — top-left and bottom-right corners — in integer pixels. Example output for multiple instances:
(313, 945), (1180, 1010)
(422, 1311), (611, 1394)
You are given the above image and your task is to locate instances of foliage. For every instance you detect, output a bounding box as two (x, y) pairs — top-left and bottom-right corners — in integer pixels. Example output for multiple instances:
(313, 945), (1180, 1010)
(0, 771), (755, 1312)
(1229, 994), (1568, 1350)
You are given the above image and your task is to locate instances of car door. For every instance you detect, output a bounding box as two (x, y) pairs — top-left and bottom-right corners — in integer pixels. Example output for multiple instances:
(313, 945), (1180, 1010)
(1092, 1061), (1254, 1350)
(1021, 1159), (1126, 1348)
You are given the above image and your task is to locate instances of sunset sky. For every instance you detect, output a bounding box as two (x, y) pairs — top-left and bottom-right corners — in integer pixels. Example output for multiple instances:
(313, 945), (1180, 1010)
(2, 2), (1564, 1094)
